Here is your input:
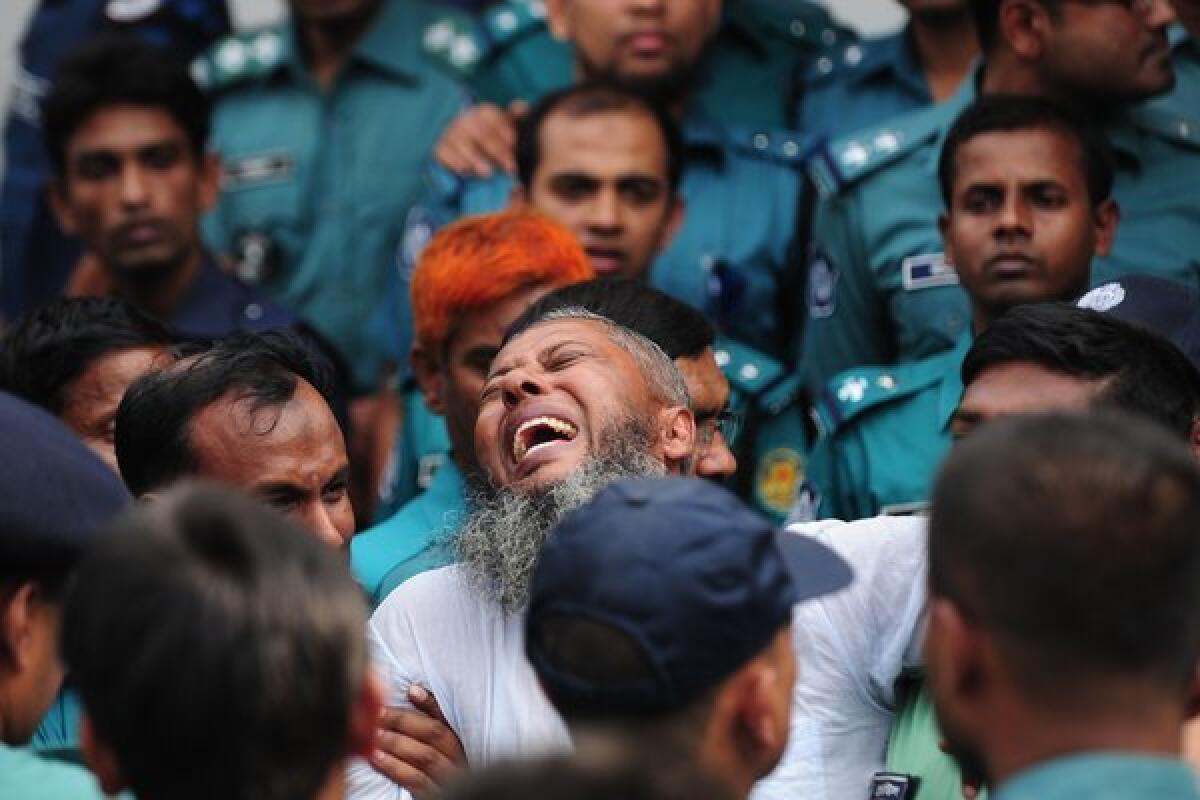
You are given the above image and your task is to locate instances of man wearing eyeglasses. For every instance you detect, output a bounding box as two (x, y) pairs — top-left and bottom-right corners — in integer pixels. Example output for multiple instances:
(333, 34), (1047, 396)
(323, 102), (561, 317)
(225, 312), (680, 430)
(798, 0), (1200, 397)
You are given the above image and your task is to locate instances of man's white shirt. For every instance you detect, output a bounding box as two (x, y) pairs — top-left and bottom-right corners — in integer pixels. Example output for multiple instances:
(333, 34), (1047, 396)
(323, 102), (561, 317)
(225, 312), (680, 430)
(346, 564), (570, 800)
(347, 517), (930, 800)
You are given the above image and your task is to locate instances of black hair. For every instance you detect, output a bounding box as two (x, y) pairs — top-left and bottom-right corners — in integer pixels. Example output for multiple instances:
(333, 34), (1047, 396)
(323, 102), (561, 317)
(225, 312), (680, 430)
(0, 297), (174, 416)
(962, 304), (1200, 439)
(441, 752), (732, 800)
(41, 34), (210, 179)
(937, 94), (1114, 207)
(930, 412), (1200, 701)
(62, 483), (368, 800)
(114, 329), (337, 497)
(515, 80), (684, 196)
(506, 279), (713, 358)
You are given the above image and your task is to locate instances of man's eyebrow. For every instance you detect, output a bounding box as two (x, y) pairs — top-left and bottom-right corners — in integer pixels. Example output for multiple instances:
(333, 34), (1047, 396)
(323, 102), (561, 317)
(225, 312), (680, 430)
(253, 482), (308, 500)
(952, 409), (985, 425)
(323, 466), (350, 489)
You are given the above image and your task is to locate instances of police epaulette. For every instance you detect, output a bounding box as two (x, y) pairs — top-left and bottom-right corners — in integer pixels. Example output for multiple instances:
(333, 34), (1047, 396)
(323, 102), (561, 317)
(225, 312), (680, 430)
(738, 0), (853, 52)
(192, 29), (286, 92)
(806, 106), (944, 197)
(714, 338), (785, 398)
(1128, 105), (1200, 150)
(803, 39), (870, 86)
(818, 362), (941, 431)
(422, 13), (489, 78)
(727, 127), (813, 166)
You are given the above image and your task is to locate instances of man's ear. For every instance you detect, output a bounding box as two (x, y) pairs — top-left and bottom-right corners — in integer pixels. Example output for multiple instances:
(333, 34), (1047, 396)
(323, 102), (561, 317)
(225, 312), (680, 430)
(659, 196), (686, 254)
(47, 180), (79, 236)
(199, 151), (222, 213)
(1, 582), (39, 672)
(655, 406), (695, 474)
(411, 343), (447, 416)
(938, 212), (956, 266)
(1091, 199), (1120, 258)
(735, 661), (788, 758)
(544, 0), (570, 40)
(80, 712), (126, 795)
(346, 669), (386, 758)
(924, 597), (992, 736)
(1001, 0), (1050, 61)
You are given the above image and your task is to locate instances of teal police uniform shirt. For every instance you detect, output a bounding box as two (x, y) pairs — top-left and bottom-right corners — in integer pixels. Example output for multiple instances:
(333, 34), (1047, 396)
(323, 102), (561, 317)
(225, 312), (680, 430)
(994, 754), (1200, 800)
(800, 53), (1200, 393)
(425, 0), (853, 130)
(0, 743), (108, 800)
(375, 338), (812, 527)
(199, 0), (468, 390)
(808, 331), (970, 521)
(374, 387), (453, 521)
(796, 25), (933, 140)
(381, 114), (808, 365)
(352, 455), (465, 607)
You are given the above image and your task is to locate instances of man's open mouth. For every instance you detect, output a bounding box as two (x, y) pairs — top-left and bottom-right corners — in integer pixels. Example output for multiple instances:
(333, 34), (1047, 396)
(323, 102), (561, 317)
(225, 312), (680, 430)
(512, 416), (579, 463)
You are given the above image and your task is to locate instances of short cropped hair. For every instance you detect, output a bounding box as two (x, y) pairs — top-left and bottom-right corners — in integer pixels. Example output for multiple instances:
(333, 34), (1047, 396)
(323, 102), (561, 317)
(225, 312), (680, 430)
(62, 483), (369, 800)
(512, 280), (715, 360)
(962, 304), (1200, 439)
(410, 210), (593, 350)
(41, 35), (209, 180)
(516, 80), (685, 195)
(938, 94), (1114, 207)
(115, 330), (337, 496)
(0, 297), (174, 416)
(930, 412), (1200, 701)
(505, 306), (690, 409)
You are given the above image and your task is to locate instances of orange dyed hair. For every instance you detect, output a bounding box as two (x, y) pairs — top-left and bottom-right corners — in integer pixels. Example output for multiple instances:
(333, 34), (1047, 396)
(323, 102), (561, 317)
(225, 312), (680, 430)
(411, 210), (594, 348)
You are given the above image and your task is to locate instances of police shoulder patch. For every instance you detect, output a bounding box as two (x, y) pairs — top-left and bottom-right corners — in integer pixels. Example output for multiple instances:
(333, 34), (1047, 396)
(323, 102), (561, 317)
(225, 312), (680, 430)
(807, 247), (838, 319)
(423, 14), (488, 77)
(806, 104), (944, 198)
(756, 447), (807, 516)
(820, 361), (939, 432)
(193, 29), (285, 92)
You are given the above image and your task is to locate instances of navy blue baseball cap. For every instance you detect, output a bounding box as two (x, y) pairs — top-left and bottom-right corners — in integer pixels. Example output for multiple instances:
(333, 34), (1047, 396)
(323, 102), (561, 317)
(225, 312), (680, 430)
(1077, 276), (1200, 369)
(526, 477), (853, 716)
(0, 391), (130, 580)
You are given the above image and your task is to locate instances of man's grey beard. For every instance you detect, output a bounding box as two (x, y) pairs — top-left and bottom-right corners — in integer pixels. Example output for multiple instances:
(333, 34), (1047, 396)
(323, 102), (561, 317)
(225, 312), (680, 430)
(455, 421), (667, 613)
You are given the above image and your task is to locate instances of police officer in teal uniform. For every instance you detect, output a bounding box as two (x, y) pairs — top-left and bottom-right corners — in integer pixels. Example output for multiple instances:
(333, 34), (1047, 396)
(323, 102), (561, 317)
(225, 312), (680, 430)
(799, 0), (1200, 394)
(796, 0), (977, 140)
(425, 0), (851, 130)
(198, 0), (468, 391)
(376, 83), (812, 522)
(806, 95), (1117, 522)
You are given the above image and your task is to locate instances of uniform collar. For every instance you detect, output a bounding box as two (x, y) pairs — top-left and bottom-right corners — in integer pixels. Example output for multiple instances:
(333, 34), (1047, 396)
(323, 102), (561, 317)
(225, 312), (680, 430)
(994, 753), (1199, 800)
(279, 0), (425, 85)
(717, 3), (774, 61)
(847, 26), (930, 100)
(936, 330), (974, 432)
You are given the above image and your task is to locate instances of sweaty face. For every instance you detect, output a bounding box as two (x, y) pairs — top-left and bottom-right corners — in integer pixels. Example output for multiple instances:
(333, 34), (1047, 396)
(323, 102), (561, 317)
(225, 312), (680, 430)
(941, 128), (1111, 325)
(675, 348), (736, 480)
(1040, 0), (1174, 103)
(189, 380), (354, 548)
(60, 346), (172, 474)
(951, 362), (1105, 440)
(476, 318), (661, 493)
(547, 0), (721, 92)
(54, 106), (214, 279)
(527, 109), (678, 280)
(435, 284), (555, 474)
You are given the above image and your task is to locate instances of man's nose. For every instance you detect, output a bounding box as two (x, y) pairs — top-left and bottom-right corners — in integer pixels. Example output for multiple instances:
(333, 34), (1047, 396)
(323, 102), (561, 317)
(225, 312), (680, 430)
(501, 372), (546, 409)
(119, 163), (150, 207)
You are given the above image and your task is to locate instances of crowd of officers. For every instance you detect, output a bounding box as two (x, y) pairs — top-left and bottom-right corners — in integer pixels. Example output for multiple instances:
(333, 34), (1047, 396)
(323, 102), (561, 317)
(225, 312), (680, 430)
(3, 0), (1200, 799)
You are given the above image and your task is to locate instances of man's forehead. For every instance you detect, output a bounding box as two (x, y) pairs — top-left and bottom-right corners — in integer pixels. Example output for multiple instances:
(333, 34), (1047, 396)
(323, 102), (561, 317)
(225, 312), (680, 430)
(955, 128), (1084, 182)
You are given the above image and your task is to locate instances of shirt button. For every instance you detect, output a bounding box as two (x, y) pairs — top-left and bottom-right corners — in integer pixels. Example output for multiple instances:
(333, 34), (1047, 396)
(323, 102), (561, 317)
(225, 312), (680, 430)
(244, 303), (264, 321)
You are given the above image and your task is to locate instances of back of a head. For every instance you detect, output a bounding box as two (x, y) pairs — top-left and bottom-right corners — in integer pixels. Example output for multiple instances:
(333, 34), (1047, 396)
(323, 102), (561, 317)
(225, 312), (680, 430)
(0, 297), (173, 416)
(41, 34), (209, 179)
(440, 751), (732, 800)
(62, 483), (369, 800)
(930, 412), (1200, 703)
(511, 279), (714, 360)
(409, 210), (593, 349)
(963, 304), (1200, 439)
(515, 79), (684, 195)
(115, 329), (335, 496)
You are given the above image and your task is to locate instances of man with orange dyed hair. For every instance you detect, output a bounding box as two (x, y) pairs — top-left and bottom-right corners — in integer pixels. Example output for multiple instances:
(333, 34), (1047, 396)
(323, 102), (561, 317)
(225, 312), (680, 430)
(352, 210), (592, 607)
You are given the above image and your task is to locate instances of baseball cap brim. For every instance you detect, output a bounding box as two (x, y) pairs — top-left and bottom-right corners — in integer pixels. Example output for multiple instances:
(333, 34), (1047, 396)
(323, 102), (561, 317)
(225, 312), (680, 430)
(775, 531), (853, 605)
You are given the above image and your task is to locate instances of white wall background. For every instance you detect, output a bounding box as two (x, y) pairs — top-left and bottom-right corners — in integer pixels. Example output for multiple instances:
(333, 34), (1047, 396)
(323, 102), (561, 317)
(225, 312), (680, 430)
(0, 0), (906, 170)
